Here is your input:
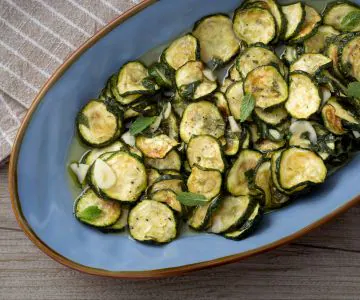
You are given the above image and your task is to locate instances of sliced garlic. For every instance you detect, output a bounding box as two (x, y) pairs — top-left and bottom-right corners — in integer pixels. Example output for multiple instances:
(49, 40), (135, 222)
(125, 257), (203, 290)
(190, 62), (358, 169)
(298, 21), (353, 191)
(70, 163), (89, 184)
(93, 159), (117, 189)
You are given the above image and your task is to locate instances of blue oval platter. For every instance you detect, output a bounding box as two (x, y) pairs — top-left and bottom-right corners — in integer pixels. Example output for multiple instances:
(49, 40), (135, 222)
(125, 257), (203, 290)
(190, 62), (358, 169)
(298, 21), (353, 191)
(9, 0), (360, 278)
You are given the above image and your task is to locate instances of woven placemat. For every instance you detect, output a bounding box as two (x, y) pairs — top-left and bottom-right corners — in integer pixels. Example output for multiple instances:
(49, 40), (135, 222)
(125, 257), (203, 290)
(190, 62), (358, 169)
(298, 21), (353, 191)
(0, 0), (138, 162)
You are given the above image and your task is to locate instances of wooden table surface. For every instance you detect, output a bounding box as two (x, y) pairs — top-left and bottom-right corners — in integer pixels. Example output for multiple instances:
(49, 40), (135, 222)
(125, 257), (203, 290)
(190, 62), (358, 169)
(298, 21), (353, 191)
(1, 165), (360, 300)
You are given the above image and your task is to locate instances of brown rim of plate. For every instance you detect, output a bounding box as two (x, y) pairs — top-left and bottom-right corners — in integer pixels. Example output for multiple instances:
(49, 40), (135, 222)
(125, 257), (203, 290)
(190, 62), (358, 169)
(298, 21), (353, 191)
(7, 0), (360, 279)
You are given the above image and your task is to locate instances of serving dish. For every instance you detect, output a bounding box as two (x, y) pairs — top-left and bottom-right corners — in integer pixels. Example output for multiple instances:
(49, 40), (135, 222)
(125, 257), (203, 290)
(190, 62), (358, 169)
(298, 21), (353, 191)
(9, 0), (360, 278)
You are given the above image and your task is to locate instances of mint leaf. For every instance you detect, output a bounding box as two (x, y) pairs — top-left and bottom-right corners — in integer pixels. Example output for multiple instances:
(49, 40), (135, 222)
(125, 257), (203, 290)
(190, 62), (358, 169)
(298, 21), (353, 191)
(176, 192), (208, 206)
(347, 82), (360, 98)
(240, 94), (255, 122)
(78, 205), (102, 221)
(130, 116), (157, 135)
(341, 10), (360, 31)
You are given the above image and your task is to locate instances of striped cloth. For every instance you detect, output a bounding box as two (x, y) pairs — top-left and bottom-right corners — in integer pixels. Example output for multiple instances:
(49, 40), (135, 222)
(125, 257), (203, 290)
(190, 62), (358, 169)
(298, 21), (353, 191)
(0, 0), (139, 163)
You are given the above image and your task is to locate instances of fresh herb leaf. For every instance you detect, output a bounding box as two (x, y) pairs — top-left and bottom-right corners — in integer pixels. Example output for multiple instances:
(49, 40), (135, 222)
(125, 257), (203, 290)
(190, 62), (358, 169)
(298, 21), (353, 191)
(347, 82), (360, 98)
(78, 205), (102, 221)
(149, 62), (174, 88)
(176, 192), (208, 206)
(77, 113), (89, 128)
(341, 10), (360, 31)
(130, 116), (157, 135)
(240, 94), (255, 122)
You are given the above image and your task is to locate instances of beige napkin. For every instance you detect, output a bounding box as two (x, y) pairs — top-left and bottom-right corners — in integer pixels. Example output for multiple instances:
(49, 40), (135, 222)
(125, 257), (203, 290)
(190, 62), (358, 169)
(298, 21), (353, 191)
(0, 0), (138, 162)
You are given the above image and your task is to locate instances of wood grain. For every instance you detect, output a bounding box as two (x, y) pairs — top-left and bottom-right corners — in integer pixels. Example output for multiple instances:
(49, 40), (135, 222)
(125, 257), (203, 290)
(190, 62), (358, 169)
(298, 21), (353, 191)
(1, 165), (359, 300)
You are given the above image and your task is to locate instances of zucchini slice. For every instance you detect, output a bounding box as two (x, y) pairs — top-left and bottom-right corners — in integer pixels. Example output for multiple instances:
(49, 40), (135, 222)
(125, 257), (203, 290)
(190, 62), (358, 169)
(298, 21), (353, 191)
(224, 201), (263, 240)
(77, 100), (121, 147)
(151, 189), (182, 213)
(244, 65), (288, 109)
(242, 0), (285, 41)
(103, 206), (129, 232)
(304, 25), (340, 54)
(254, 139), (286, 153)
(233, 7), (276, 45)
(290, 5), (321, 44)
(285, 71), (321, 119)
(148, 175), (185, 195)
(188, 196), (221, 231)
(187, 165), (222, 200)
(146, 168), (161, 186)
(323, 1), (360, 32)
(187, 135), (225, 172)
(225, 81), (244, 120)
(254, 160), (289, 209)
(144, 149), (181, 171)
(339, 33), (360, 81)
(117, 61), (158, 96)
(175, 61), (217, 100)
(135, 134), (178, 159)
(254, 106), (288, 126)
(278, 147), (327, 191)
(226, 149), (262, 196)
(128, 200), (177, 244)
(161, 34), (199, 70)
(148, 62), (174, 88)
(193, 14), (240, 68)
(90, 151), (147, 202)
(322, 97), (360, 135)
(281, 2), (305, 40)
(324, 34), (349, 80)
(209, 195), (254, 234)
(162, 112), (180, 141)
(290, 54), (332, 76)
(84, 141), (126, 165)
(180, 101), (225, 143)
(236, 44), (287, 79)
(74, 189), (121, 228)
(213, 92), (231, 119)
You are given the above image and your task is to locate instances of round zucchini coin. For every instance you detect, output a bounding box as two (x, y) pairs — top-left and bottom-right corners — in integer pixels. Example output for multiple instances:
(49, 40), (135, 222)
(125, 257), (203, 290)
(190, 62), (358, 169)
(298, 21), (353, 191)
(209, 194), (254, 234)
(128, 200), (177, 244)
(180, 101), (225, 143)
(77, 100), (121, 147)
(102, 206), (129, 232)
(187, 165), (222, 200)
(244, 65), (288, 109)
(290, 5), (321, 44)
(323, 1), (360, 32)
(193, 14), (240, 67)
(85, 141), (126, 165)
(187, 135), (225, 172)
(339, 33), (360, 82)
(188, 196), (221, 231)
(75, 189), (121, 228)
(281, 2), (305, 40)
(91, 151), (147, 203)
(233, 7), (276, 45)
(278, 147), (327, 191)
(285, 72), (321, 119)
(161, 34), (199, 70)
(225, 81), (244, 120)
(236, 45), (286, 79)
(290, 54), (332, 76)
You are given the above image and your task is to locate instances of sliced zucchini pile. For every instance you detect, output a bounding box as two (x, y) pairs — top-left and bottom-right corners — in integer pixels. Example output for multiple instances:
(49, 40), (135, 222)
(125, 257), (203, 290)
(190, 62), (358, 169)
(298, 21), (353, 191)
(70, 0), (360, 245)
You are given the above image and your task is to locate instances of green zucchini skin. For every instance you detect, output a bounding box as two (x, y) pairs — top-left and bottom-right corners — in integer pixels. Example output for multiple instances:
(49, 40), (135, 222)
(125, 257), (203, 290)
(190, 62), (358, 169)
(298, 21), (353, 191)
(224, 201), (264, 240)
